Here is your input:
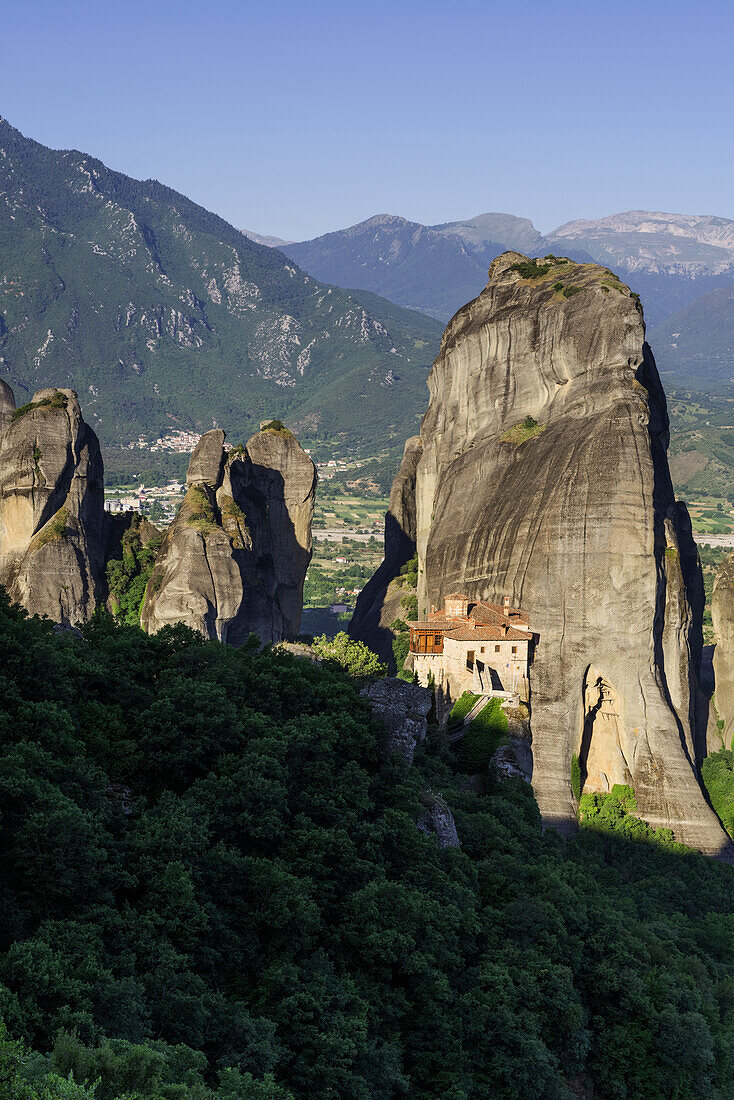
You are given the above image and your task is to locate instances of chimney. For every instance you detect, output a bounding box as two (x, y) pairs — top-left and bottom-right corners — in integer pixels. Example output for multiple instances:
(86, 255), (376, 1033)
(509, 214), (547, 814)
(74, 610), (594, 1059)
(503, 595), (511, 616)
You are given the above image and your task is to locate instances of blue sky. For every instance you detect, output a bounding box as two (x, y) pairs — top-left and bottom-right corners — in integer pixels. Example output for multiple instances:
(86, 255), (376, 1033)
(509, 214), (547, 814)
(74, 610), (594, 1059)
(3, 0), (733, 240)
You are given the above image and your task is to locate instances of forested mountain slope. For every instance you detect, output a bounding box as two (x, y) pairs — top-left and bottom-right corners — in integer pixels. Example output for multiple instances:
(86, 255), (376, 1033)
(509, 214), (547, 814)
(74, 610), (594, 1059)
(0, 117), (442, 452)
(2, 597), (734, 1098)
(650, 283), (734, 388)
(281, 213), (539, 321)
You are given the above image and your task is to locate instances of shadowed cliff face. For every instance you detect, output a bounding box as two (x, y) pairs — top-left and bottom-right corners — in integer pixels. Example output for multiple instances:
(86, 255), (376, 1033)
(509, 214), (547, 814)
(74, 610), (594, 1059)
(141, 426), (316, 644)
(0, 380), (15, 433)
(391, 251), (726, 853)
(349, 435), (422, 663)
(0, 385), (105, 624)
(713, 553), (734, 746)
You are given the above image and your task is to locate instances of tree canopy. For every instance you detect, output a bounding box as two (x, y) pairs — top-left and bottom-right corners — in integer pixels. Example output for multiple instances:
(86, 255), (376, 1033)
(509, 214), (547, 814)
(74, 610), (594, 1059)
(0, 592), (734, 1098)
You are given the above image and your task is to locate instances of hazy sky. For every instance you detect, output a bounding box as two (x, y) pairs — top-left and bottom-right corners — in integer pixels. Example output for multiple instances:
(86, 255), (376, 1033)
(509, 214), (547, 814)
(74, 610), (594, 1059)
(4, 0), (733, 241)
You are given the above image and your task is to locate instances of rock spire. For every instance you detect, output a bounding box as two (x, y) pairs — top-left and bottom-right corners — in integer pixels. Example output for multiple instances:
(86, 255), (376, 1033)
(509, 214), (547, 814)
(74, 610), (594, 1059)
(0, 386), (105, 623)
(141, 424), (316, 644)
(354, 253), (729, 854)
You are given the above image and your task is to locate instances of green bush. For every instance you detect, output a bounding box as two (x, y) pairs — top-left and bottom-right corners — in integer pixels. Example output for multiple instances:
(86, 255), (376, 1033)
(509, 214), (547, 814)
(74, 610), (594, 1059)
(501, 417), (545, 446)
(11, 392), (68, 422)
(571, 753), (581, 803)
(260, 419), (293, 437)
(392, 631), (410, 679)
(399, 553), (418, 588)
(579, 784), (683, 847)
(400, 592), (417, 619)
(457, 697), (508, 772)
(702, 749), (734, 837)
(106, 522), (164, 625)
(509, 260), (551, 279)
(312, 630), (387, 679)
(448, 691), (478, 724)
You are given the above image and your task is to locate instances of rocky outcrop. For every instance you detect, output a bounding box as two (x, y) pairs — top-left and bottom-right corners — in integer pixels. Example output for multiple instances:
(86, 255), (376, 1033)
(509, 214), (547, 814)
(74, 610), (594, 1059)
(141, 424), (316, 644)
(491, 740), (533, 783)
(245, 426), (317, 636)
(360, 677), (432, 764)
(349, 435), (422, 664)
(0, 380), (15, 433)
(713, 552), (734, 746)
(381, 252), (727, 853)
(0, 385), (105, 623)
(360, 676), (459, 844)
(417, 792), (461, 848)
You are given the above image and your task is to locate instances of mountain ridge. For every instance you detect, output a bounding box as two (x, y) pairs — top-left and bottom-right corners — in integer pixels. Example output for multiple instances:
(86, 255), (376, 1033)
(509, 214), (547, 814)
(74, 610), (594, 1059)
(0, 116), (442, 453)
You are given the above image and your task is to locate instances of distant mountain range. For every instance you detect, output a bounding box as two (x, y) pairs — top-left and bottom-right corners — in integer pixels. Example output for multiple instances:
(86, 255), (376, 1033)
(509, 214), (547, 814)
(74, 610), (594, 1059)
(273, 213), (547, 322)
(1, 108), (731, 475)
(243, 210), (734, 389)
(650, 284), (734, 388)
(0, 117), (442, 453)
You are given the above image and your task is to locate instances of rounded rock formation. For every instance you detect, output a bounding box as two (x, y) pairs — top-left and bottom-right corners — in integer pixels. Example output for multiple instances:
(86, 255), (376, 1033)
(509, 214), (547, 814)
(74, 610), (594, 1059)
(0, 379), (15, 433)
(141, 425), (316, 644)
(0, 385), (105, 623)
(359, 254), (729, 854)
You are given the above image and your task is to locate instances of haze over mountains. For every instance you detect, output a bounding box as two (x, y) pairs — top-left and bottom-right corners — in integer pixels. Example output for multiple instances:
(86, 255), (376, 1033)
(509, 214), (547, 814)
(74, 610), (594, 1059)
(279, 213), (546, 322)
(261, 210), (734, 390)
(1, 109), (732, 478)
(0, 116), (441, 452)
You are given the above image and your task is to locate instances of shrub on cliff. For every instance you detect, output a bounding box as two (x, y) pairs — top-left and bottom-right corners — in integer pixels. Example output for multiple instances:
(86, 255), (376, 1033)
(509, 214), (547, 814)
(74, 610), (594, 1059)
(106, 524), (164, 625)
(457, 697), (508, 771)
(702, 749), (734, 837)
(579, 784), (683, 847)
(311, 630), (387, 679)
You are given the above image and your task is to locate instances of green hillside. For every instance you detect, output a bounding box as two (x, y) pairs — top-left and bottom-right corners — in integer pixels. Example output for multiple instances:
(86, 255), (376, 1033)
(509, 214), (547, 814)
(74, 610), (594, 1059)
(650, 284), (734, 389)
(0, 117), (442, 453)
(282, 214), (505, 321)
(3, 599), (734, 1097)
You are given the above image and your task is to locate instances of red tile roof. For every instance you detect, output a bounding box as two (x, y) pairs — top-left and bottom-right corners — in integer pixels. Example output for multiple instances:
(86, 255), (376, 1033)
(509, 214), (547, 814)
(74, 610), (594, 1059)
(444, 623), (533, 642)
(409, 597), (531, 635)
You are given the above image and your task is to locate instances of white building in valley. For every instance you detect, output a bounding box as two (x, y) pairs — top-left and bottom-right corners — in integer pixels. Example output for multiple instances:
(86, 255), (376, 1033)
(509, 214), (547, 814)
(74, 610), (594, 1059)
(408, 594), (536, 703)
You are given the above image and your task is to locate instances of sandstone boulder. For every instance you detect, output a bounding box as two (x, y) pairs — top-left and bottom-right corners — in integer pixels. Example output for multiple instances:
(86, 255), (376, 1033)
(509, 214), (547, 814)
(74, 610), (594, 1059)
(141, 425), (316, 644)
(382, 252), (727, 853)
(0, 379), (15, 433)
(0, 385), (105, 623)
(244, 426), (317, 638)
(186, 428), (226, 487)
(360, 676), (432, 764)
(712, 552), (734, 746)
(416, 791), (460, 849)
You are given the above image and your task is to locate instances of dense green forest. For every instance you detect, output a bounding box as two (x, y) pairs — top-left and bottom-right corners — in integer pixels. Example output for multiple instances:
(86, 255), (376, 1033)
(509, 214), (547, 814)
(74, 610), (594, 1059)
(2, 594), (734, 1098)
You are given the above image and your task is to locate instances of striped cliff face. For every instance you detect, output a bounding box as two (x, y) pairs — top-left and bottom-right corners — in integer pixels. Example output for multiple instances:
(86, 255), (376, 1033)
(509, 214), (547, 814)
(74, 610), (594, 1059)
(400, 251), (728, 853)
(0, 385), (105, 625)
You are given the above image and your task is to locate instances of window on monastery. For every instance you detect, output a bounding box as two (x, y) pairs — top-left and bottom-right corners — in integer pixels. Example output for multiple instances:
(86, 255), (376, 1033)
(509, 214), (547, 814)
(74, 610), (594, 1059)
(512, 645), (517, 654)
(466, 650), (474, 670)
(494, 644), (500, 652)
